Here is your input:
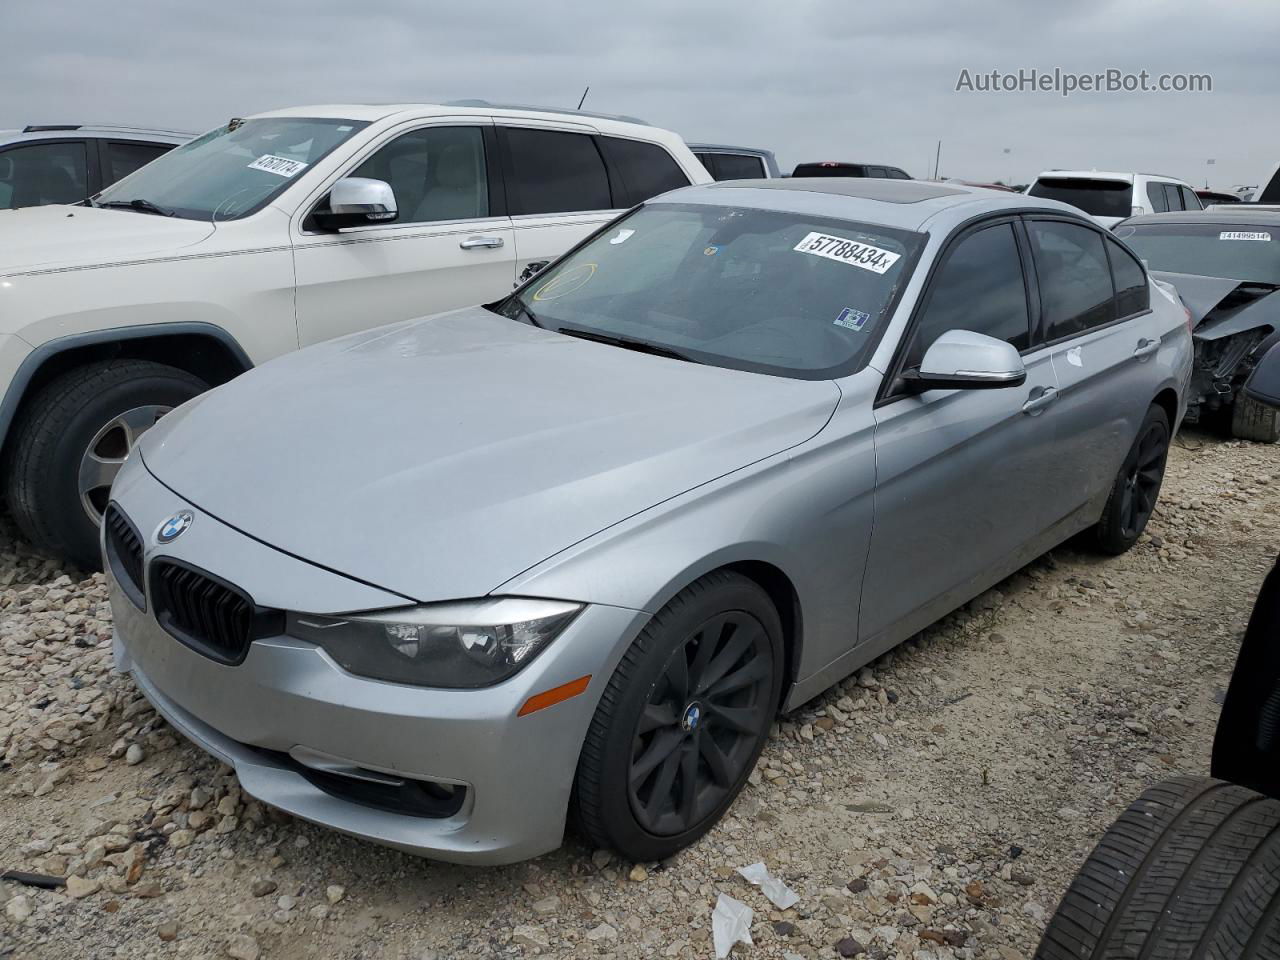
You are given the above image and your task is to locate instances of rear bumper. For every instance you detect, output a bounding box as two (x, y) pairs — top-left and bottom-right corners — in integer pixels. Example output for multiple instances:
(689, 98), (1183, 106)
(107, 459), (646, 864)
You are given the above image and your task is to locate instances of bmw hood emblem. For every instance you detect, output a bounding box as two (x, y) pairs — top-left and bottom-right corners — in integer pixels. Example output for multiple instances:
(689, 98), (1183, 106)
(157, 511), (193, 544)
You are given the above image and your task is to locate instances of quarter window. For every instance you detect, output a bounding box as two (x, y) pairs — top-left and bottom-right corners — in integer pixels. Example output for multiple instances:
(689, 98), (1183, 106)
(1106, 237), (1149, 317)
(597, 136), (689, 205)
(349, 126), (489, 224)
(1027, 220), (1116, 340)
(906, 222), (1030, 368)
(0, 140), (88, 209)
(501, 128), (611, 215)
(1178, 186), (1203, 211)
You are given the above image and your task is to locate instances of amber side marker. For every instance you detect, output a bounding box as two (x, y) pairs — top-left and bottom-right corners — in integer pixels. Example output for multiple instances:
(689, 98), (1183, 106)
(518, 675), (592, 717)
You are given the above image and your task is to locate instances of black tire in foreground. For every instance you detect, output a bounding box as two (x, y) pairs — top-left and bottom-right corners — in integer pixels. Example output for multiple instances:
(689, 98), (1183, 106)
(573, 571), (783, 862)
(5, 360), (206, 569)
(1036, 776), (1280, 960)
(1093, 403), (1171, 556)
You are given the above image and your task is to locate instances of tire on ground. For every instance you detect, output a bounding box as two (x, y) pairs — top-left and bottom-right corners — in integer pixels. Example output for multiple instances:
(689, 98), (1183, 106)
(1035, 775), (1280, 960)
(5, 359), (207, 569)
(1092, 403), (1170, 556)
(1232, 396), (1280, 444)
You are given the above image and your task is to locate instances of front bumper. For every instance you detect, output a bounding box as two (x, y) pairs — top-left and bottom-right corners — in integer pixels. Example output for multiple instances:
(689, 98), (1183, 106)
(108, 459), (645, 864)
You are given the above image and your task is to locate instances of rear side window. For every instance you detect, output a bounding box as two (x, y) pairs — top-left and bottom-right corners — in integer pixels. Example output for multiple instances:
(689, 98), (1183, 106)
(0, 140), (88, 209)
(104, 141), (173, 186)
(501, 127), (611, 215)
(886, 168), (911, 180)
(1179, 186), (1203, 211)
(597, 136), (689, 205)
(1028, 177), (1132, 218)
(1146, 181), (1169, 213)
(1106, 237), (1149, 317)
(1027, 220), (1116, 339)
(706, 153), (766, 181)
(906, 222), (1030, 368)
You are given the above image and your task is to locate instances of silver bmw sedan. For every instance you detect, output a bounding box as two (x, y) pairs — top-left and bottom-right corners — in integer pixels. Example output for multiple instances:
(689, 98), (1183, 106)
(105, 179), (1192, 864)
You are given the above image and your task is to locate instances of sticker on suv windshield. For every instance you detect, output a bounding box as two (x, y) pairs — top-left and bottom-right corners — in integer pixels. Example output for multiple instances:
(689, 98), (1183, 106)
(248, 155), (309, 178)
(1219, 231), (1271, 241)
(794, 232), (901, 274)
(833, 307), (871, 330)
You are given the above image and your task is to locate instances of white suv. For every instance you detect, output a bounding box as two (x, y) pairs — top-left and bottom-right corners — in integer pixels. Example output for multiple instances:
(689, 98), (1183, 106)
(0, 101), (709, 566)
(1028, 170), (1203, 227)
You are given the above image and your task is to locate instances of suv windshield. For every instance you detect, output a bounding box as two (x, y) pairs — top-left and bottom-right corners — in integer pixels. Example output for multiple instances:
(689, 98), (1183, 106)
(497, 202), (924, 379)
(93, 117), (367, 221)
(1116, 222), (1280, 285)
(1028, 177), (1133, 218)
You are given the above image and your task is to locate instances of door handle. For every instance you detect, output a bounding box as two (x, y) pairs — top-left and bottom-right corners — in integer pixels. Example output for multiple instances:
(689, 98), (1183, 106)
(459, 235), (504, 250)
(1132, 338), (1160, 360)
(1021, 386), (1058, 415)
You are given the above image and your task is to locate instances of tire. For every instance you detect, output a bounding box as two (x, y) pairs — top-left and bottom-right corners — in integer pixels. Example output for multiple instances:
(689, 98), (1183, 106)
(1093, 404), (1171, 556)
(5, 359), (206, 569)
(1232, 396), (1280, 443)
(1036, 776), (1280, 960)
(573, 571), (783, 862)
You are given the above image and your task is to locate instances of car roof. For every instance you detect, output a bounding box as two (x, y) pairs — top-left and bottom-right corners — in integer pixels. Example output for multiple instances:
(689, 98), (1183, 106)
(0, 124), (193, 145)
(249, 102), (661, 135)
(1033, 170), (1188, 184)
(1119, 208), (1280, 227)
(689, 143), (774, 157)
(662, 178), (1089, 231)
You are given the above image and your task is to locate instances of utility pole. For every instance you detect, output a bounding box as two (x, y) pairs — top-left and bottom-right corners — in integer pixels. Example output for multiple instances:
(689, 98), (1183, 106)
(577, 86), (590, 110)
(933, 140), (942, 180)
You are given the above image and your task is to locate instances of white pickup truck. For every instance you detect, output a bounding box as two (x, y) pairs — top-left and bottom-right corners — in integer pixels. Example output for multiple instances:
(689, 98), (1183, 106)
(0, 101), (709, 567)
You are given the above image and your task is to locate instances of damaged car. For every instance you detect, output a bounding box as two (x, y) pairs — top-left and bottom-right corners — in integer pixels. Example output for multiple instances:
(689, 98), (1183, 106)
(1116, 210), (1280, 441)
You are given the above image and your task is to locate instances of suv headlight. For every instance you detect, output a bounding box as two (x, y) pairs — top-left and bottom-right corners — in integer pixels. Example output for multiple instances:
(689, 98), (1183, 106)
(287, 598), (582, 689)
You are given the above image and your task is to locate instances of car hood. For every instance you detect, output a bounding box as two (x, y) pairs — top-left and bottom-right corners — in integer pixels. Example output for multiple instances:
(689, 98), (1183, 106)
(1153, 270), (1280, 340)
(140, 307), (841, 603)
(0, 204), (214, 276)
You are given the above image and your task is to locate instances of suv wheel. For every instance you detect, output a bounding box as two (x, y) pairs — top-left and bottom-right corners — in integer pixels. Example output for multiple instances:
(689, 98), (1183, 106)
(573, 571), (782, 862)
(1092, 404), (1170, 555)
(6, 360), (206, 568)
(1231, 395), (1280, 443)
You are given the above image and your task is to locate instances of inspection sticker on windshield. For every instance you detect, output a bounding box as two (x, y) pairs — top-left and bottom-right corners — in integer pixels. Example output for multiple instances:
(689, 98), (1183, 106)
(834, 307), (871, 330)
(1220, 231), (1271, 241)
(248, 155), (309, 178)
(794, 232), (901, 274)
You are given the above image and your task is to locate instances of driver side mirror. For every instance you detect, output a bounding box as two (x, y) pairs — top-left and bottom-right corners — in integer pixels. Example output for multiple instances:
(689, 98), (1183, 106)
(312, 177), (398, 231)
(903, 329), (1027, 392)
(1244, 341), (1280, 409)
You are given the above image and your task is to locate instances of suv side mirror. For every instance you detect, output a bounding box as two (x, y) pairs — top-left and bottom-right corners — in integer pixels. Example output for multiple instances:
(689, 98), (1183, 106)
(312, 177), (398, 230)
(1244, 342), (1280, 409)
(903, 329), (1027, 391)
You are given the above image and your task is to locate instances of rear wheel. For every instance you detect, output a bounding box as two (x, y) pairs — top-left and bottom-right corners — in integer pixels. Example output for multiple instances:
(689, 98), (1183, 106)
(1036, 776), (1280, 960)
(573, 572), (782, 862)
(5, 360), (206, 568)
(1093, 404), (1170, 555)
(1231, 396), (1280, 443)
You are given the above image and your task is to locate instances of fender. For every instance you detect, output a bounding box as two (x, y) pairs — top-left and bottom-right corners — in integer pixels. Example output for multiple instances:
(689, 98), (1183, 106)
(0, 321), (252, 450)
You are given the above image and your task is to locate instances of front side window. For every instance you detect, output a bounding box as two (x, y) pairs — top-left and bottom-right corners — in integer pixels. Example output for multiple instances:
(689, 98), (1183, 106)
(1028, 220), (1116, 340)
(906, 222), (1030, 369)
(347, 126), (488, 224)
(1028, 177), (1132, 218)
(93, 117), (367, 221)
(104, 141), (173, 186)
(496, 202), (924, 379)
(1106, 236), (1150, 316)
(598, 136), (688, 205)
(1115, 221), (1280, 285)
(0, 141), (87, 209)
(501, 128), (611, 215)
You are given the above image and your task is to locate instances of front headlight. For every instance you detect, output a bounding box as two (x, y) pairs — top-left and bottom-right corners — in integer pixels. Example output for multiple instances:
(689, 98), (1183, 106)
(286, 597), (582, 689)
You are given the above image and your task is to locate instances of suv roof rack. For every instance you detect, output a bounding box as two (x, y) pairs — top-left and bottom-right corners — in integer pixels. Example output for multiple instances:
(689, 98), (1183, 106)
(23, 124), (81, 133)
(442, 100), (650, 126)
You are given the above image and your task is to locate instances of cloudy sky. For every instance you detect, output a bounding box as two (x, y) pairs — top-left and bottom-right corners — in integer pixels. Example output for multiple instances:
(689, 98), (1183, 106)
(5, 0), (1276, 190)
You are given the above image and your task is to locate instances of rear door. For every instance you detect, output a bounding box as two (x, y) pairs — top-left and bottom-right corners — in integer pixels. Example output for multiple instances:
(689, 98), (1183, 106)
(860, 218), (1060, 645)
(1024, 217), (1154, 523)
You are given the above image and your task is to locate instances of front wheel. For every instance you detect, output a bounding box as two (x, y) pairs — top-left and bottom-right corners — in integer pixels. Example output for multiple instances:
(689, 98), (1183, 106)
(1092, 403), (1170, 556)
(573, 572), (783, 862)
(5, 359), (207, 568)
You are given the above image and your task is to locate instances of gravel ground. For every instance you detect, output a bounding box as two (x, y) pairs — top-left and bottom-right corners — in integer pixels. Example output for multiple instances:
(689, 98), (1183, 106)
(1, 431), (1277, 960)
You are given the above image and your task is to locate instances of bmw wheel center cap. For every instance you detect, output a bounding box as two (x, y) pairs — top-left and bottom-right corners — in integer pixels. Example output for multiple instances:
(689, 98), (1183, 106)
(157, 511), (194, 543)
(681, 701), (703, 732)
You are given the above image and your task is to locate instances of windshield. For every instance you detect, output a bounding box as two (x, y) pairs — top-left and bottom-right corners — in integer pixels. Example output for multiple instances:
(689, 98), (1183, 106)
(1028, 177), (1133, 218)
(497, 202), (924, 379)
(93, 117), (367, 221)
(1116, 222), (1280, 285)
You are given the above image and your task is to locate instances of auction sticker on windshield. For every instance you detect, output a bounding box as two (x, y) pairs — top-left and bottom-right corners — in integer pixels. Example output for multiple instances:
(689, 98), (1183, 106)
(1219, 231), (1271, 241)
(794, 232), (901, 274)
(248, 155), (309, 178)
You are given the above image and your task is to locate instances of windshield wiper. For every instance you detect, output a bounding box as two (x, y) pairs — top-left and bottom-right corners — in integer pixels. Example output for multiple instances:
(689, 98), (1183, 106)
(556, 327), (701, 364)
(505, 299), (544, 328)
(95, 198), (174, 217)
